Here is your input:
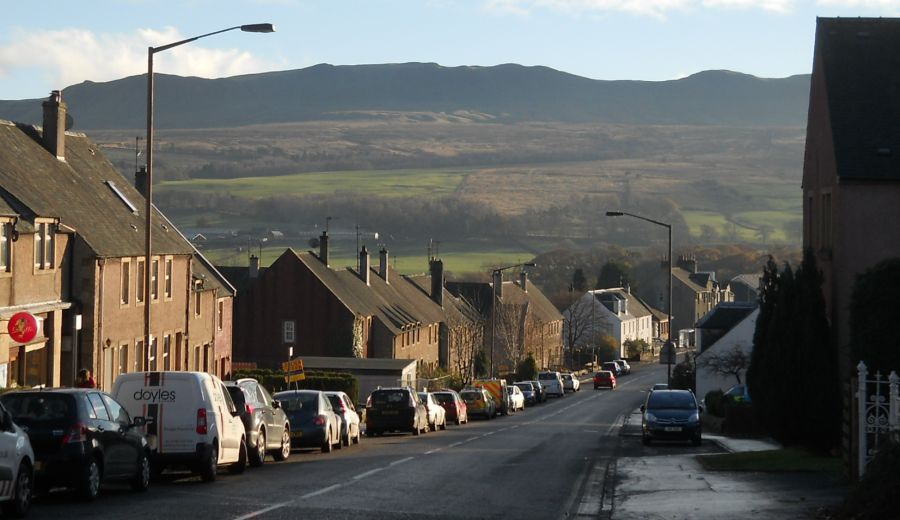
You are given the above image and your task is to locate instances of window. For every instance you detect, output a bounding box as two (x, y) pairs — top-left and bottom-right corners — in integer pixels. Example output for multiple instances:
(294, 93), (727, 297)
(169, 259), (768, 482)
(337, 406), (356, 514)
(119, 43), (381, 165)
(193, 345), (201, 372)
(34, 222), (54, 270)
(101, 394), (131, 427)
(0, 221), (11, 273)
(149, 336), (158, 371)
(164, 258), (173, 299)
(87, 393), (110, 421)
(136, 260), (145, 303)
(194, 289), (201, 317)
(134, 340), (144, 372)
(163, 334), (171, 370)
(151, 259), (159, 300)
(217, 300), (224, 331)
(283, 320), (295, 343)
(118, 343), (129, 376)
(121, 260), (131, 305)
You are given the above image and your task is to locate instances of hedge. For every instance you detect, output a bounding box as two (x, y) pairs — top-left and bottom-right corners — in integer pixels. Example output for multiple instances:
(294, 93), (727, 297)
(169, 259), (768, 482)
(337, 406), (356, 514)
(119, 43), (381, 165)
(233, 369), (360, 406)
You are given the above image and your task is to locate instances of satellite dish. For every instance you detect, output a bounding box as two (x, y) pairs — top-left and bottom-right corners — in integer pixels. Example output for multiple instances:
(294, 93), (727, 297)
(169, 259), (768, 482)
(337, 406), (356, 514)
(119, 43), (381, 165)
(65, 113), (74, 131)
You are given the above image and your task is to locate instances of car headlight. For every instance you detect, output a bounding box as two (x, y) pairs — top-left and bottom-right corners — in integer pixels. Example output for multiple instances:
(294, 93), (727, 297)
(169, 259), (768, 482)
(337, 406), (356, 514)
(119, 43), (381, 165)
(689, 413), (700, 423)
(645, 413), (657, 423)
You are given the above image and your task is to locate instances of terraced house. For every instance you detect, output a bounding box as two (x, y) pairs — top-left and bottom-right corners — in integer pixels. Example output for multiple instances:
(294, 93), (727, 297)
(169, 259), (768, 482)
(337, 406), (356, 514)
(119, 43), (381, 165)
(0, 91), (234, 390)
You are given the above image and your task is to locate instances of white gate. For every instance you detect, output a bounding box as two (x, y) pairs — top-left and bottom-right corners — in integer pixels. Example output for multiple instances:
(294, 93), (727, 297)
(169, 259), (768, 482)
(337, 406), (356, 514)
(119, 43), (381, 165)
(856, 361), (900, 476)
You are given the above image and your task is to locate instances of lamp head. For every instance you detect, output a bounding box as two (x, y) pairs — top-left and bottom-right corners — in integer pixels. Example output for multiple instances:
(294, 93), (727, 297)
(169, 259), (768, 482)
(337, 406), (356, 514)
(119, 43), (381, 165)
(606, 211), (624, 217)
(241, 23), (275, 33)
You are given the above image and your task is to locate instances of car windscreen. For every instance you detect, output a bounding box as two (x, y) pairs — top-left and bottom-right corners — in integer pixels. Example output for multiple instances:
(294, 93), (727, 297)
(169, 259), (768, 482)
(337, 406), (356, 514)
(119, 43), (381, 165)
(432, 393), (453, 405)
(647, 392), (697, 410)
(538, 373), (555, 380)
(2, 393), (76, 426)
(226, 386), (246, 406)
(370, 390), (410, 406)
(276, 392), (318, 412)
(514, 383), (532, 391)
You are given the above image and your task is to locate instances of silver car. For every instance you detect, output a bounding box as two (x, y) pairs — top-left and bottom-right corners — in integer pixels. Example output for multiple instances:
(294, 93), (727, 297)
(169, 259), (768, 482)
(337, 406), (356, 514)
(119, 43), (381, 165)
(324, 391), (362, 446)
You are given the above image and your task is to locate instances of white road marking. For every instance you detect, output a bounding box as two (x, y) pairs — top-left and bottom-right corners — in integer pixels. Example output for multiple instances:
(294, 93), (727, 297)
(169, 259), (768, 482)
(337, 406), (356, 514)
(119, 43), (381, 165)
(390, 456), (414, 466)
(424, 447), (444, 455)
(353, 467), (385, 480)
(301, 483), (343, 499)
(448, 441), (463, 448)
(233, 502), (292, 520)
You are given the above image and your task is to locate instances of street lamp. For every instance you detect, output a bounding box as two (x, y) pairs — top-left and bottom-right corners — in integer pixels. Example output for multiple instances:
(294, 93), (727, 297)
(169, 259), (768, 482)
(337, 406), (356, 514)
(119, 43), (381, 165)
(490, 262), (536, 379)
(606, 211), (674, 385)
(144, 23), (274, 369)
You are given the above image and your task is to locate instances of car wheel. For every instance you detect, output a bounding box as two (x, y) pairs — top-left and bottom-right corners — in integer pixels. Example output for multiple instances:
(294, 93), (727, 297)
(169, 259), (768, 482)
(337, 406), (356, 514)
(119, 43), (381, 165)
(412, 421), (421, 436)
(455, 416), (461, 426)
(2, 462), (32, 518)
(200, 445), (218, 482)
(230, 438), (248, 474)
(353, 425), (361, 445)
(440, 418), (447, 431)
(335, 426), (343, 450)
(131, 452), (151, 492)
(250, 429), (266, 467)
(77, 457), (101, 501)
(274, 428), (291, 461)
(322, 431), (334, 452)
(342, 426), (350, 447)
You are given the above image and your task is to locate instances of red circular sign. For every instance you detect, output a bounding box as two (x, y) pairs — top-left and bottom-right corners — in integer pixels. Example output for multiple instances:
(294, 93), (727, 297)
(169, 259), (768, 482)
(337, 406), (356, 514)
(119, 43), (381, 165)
(8, 312), (38, 344)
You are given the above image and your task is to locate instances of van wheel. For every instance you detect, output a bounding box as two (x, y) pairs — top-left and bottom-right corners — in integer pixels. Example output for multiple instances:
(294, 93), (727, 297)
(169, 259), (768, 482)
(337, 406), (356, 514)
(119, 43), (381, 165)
(230, 439), (248, 474)
(200, 445), (218, 482)
(250, 430), (266, 467)
(273, 428), (290, 461)
(2, 462), (32, 518)
(131, 452), (151, 492)
(77, 457), (101, 501)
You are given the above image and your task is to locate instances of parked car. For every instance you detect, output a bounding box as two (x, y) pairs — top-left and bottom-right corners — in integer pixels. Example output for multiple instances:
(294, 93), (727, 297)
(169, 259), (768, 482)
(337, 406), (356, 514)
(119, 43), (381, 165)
(112, 371), (247, 482)
(364, 387), (428, 436)
(225, 378), (291, 466)
(602, 361), (622, 377)
(432, 390), (468, 425)
(513, 382), (537, 406)
(324, 391), (362, 446)
(537, 371), (565, 398)
(530, 380), (548, 403)
(0, 400), (34, 517)
(724, 384), (752, 403)
(640, 389), (702, 446)
(505, 385), (525, 412)
(615, 359), (632, 375)
(459, 388), (496, 419)
(417, 392), (447, 432)
(593, 370), (617, 389)
(651, 383), (669, 391)
(1, 389), (150, 501)
(562, 373), (581, 392)
(273, 390), (342, 452)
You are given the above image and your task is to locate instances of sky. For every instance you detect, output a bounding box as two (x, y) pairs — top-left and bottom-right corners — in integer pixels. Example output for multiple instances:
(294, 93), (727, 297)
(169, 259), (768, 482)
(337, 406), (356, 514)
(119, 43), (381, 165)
(1, 0), (899, 100)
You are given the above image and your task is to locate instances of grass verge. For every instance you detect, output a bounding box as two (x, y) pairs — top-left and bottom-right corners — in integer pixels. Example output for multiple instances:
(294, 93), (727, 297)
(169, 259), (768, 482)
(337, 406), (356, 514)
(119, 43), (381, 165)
(697, 448), (842, 473)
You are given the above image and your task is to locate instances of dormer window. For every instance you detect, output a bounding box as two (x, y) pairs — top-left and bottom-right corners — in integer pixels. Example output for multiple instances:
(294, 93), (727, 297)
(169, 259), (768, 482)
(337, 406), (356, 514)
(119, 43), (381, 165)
(33, 221), (55, 270)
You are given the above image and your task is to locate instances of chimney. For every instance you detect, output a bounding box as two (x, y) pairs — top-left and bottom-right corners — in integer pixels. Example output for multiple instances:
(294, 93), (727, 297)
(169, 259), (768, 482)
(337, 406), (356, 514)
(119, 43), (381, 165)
(519, 271), (528, 293)
(135, 166), (147, 197)
(359, 246), (370, 285)
(249, 254), (260, 279)
(319, 231), (329, 267)
(42, 90), (67, 161)
(429, 258), (444, 307)
(677, 255), (697, 273)
(493, 270), (503, 300)
(379, 248), (389, 284)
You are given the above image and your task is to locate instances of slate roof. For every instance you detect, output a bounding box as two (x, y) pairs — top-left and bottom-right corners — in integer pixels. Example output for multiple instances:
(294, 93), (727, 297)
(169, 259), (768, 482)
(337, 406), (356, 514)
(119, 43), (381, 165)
(591, 288), (653, 320)
(815, 18), (900, 180)
(192, 257), (236, 296)
(695, 302), (757, 331)
(445, 279), (562, 324)
(672, 267), (708, 293)
(0, 119), (193, 257)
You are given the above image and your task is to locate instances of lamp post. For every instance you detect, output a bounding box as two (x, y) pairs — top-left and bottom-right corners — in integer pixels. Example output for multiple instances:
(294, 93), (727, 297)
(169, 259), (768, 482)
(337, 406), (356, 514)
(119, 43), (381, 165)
(489, 262), (536, 379)
(144, 23), (274, 369)
(606, 211), (673, 385)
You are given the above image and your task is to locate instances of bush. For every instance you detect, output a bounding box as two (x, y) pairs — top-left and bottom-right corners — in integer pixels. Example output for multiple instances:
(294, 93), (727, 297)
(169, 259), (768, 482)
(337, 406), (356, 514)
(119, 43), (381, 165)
(670, 359), (696, 393)
(234, 369), (360, 406)
(704, 390), (726, 417)
(517, 355), (538, 381)
(833, 440), (900, 519)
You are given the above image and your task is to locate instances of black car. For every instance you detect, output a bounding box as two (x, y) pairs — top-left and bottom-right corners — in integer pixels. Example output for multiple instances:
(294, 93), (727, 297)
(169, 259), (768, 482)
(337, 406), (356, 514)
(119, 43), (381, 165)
(225, 378), (291, 466)
(529, 380), (547, 403)
(513, 382), (537, 406)
(640, 389), (702, 446)
(1, 389), (150, 500)
(364, 387), (428, 436)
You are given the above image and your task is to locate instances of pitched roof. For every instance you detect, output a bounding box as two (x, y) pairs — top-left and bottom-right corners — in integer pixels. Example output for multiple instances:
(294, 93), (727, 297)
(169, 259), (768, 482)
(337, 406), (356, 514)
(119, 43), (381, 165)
(672, 267), (707, 293)
(0, 120), (193, 257)
(192, 256), (235, 296)
(591, 288), (653, 320)
(695, 302), (757, 331)
(815, 18), (900, 180)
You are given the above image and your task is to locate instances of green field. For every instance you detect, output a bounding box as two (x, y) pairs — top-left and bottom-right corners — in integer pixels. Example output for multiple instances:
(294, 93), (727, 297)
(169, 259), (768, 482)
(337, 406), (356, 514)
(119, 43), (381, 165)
(158, 168), (471, 199)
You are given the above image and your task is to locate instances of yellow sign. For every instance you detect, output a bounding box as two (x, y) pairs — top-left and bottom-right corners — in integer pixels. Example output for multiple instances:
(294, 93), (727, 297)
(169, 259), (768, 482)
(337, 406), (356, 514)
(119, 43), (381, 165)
(282, 358), (305, 383)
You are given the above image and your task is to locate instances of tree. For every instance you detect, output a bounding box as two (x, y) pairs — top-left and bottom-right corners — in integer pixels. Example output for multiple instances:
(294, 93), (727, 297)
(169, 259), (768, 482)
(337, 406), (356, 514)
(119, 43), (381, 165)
(596, 334), (620, 363)
(563, 294), (592, 357)
(496, 302), (529, 373)
(572, 268), (587, 292)
(596, 261), (631, 290)
(850, 258), (900, 374)
(696, 346), (749, 385)
(670, 354), (696, 393)
(517, 355), (538, 381)
(623, 339), (650, 360)
(473, 348), (488, 378)
(447, 305), (484, 385)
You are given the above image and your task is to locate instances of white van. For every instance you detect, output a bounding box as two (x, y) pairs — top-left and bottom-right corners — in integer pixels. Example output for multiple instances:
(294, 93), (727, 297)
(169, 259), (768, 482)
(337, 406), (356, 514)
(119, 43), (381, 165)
(111, 371), (247, 482)
(537, 371), (565, 398)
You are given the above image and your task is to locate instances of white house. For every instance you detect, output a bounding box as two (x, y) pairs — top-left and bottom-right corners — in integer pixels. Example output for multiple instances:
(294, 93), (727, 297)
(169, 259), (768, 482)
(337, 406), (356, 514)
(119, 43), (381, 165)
(563, 288), (654, 359)
(694, 302), (759, 402)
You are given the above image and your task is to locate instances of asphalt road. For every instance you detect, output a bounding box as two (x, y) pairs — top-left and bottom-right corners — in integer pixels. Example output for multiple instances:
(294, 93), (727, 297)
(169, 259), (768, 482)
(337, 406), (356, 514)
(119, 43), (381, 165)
(25, 364), (669, 520)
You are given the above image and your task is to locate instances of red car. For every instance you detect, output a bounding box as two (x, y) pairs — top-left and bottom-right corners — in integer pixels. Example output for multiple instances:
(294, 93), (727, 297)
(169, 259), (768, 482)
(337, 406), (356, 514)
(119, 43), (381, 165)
(594, 370), (617, 389)
(432, 390), (468, 425)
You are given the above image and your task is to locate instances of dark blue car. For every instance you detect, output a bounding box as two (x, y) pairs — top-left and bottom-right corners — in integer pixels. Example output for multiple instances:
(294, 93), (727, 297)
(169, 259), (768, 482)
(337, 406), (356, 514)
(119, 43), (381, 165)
(640, 389), (702, 446)
(272, 390), (341, 453)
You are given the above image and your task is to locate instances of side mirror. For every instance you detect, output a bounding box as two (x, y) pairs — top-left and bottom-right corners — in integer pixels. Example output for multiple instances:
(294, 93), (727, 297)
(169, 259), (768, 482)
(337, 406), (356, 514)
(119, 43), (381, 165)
(131, 416), (147, 428)
(639, 405), (646, 413)
(273, 400), (281, 409)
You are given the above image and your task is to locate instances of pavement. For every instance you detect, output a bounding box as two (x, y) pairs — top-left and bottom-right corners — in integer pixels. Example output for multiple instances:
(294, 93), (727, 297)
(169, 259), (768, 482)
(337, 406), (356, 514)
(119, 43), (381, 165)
(608, 409), (848, 519)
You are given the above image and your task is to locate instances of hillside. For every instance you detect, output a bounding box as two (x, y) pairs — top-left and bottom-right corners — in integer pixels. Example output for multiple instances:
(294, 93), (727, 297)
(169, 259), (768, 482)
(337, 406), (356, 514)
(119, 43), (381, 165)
(0, 63), (810, 130)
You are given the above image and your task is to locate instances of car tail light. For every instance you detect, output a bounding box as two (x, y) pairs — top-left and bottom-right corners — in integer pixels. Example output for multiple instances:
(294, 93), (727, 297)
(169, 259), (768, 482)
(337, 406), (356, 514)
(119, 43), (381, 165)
(62, 423), (88, 444)
(244, 403), (254, 415)
(313, 415), (327, 426)
(197, 408), (208, 435)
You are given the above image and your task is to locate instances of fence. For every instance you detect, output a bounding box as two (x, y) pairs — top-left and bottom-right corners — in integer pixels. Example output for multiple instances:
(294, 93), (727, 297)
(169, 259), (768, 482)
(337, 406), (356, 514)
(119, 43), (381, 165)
(856, 361), (900, 477)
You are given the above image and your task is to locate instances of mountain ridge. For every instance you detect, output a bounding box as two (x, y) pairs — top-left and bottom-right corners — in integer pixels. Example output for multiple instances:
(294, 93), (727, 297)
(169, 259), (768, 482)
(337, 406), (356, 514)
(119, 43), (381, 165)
(0, 62), (811, 130)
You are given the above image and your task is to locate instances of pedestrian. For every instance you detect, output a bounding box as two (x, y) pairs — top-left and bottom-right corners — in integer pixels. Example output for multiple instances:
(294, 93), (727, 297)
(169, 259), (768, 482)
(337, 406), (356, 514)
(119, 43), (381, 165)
(75, 368), (96, 388)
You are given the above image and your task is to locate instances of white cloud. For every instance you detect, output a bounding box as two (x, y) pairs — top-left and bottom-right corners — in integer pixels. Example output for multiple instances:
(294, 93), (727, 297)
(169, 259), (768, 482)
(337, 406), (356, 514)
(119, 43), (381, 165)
(817, 0), (899, 6)
(484, 0), (797, 17)
(0, 27), (276, 92)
